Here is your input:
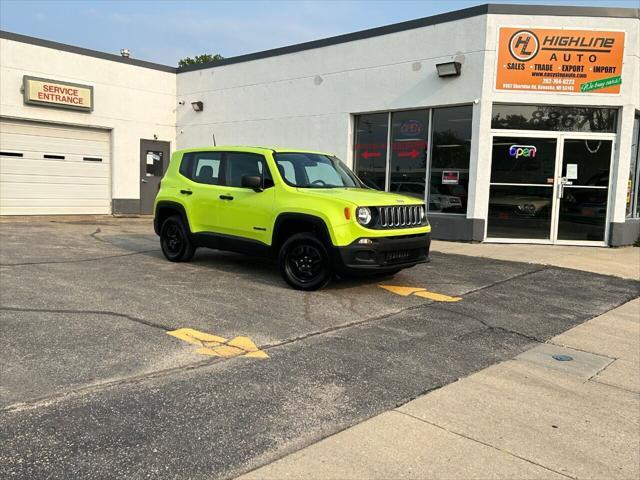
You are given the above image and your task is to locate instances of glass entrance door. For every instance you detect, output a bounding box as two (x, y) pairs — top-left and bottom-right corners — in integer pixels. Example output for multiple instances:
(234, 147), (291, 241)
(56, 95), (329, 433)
(487, 135), (613, 244)
(555, 139), (612, 243)
(488, 136), (557, 240)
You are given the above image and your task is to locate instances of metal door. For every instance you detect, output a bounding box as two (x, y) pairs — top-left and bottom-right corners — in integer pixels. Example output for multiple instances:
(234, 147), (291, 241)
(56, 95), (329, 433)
(140, 139), (170, 214)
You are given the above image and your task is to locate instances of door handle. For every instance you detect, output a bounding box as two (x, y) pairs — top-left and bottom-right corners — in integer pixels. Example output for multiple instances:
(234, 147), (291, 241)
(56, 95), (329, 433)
(557, 178), (572, 199)
(141, 179), (148, 183)
(180, 189), (193, 195)
(219, 194), (234, 201)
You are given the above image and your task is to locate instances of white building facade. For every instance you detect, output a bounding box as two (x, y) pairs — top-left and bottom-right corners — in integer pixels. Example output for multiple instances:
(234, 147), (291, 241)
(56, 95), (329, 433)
(1, 4), (639, 245)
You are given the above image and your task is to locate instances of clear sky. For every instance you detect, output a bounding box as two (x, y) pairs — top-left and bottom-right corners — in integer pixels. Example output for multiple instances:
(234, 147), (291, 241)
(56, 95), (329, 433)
(1, 0), (637, 66)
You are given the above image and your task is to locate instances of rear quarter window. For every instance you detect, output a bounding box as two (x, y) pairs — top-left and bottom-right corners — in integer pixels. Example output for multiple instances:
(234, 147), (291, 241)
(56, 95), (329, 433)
(179, 153), (194, 178)
(179, 152), (223, 185)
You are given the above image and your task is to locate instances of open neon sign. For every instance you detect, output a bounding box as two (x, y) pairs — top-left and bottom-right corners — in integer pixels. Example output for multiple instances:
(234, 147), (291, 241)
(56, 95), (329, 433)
(509, 145), (537, 158)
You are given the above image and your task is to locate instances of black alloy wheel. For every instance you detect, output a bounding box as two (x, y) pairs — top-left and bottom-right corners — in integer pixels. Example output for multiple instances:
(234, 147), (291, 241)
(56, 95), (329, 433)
(160, 215), (196, 262)
(279, 233), (331, 290)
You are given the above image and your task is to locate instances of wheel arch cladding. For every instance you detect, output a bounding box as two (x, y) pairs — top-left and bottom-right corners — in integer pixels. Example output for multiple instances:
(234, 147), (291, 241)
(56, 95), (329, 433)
(272, 213), (334, 250)
(154, 201), (191, 235)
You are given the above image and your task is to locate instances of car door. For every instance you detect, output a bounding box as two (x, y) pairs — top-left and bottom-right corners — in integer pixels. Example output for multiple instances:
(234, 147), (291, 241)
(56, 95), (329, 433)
(180, 151), (225, 233)
(216, 151), (276, 244)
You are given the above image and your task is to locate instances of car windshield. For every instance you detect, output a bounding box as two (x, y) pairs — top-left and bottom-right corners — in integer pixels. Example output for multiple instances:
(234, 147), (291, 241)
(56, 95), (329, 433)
(274, 152), (364, 188)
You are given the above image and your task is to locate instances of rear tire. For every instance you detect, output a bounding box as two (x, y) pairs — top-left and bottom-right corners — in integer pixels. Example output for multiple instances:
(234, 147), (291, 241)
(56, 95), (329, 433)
(160, 215), (196, 262)
(278, 233), (332, 291)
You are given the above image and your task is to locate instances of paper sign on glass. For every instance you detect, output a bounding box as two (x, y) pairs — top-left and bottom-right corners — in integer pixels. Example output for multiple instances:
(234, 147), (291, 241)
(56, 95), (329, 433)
(566, 164), (578, 180)
(442, 171), (459, 185)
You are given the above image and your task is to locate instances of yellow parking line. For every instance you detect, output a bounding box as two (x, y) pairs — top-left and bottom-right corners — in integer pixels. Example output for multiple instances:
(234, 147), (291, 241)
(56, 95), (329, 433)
(413, 290), (462, 302)
(378, 285), (428, 297)
(167, 328), (269, 359)
(379, 285), (462, 302)
(167, 328), (226, 345)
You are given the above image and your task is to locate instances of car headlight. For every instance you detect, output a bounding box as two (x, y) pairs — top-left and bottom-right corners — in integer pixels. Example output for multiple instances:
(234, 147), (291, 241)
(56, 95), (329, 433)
(356, 207), (372, 226)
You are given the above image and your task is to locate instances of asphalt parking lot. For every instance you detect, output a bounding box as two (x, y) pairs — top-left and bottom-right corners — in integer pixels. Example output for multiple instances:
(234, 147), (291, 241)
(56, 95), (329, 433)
(1, 217), (638, 479)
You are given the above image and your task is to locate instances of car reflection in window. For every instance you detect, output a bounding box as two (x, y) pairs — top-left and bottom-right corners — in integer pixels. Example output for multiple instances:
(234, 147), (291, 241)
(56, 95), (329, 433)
(490, 194), (551, 217)
(391, 181), (465, 213)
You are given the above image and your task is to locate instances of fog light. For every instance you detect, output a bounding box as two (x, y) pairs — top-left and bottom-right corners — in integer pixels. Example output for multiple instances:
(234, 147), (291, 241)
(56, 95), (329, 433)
(358, 238), (373, 245)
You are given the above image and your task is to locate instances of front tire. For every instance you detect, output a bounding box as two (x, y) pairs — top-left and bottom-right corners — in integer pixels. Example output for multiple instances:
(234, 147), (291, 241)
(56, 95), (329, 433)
(278, 233), (332, 291)
(160, 215), (196, 262)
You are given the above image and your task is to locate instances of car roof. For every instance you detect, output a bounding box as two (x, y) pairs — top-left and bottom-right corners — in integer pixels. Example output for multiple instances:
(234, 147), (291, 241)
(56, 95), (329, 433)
(174, 146), (333, 156)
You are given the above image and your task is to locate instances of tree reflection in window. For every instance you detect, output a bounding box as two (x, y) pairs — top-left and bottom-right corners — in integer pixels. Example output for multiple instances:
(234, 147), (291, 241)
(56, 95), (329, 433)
(491, 105), (618, 133)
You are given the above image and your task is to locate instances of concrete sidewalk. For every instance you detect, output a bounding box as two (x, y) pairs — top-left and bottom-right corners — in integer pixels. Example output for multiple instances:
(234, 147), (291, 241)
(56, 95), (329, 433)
(238, 246), (640, 480)
(239, 299), (639, 480)
(431, 241), (640, 281)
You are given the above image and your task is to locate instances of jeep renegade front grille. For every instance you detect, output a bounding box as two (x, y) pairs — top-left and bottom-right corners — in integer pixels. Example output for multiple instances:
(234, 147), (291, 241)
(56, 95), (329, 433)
(378, 205), (424, 228)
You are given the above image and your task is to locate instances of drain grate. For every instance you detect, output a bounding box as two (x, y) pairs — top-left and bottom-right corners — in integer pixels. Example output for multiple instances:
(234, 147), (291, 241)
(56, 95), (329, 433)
(552, 354), (574, 362)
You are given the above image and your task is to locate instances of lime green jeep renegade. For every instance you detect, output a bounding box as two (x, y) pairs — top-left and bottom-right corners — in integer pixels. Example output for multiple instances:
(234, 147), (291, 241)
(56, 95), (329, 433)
(154, 146), (431, 290)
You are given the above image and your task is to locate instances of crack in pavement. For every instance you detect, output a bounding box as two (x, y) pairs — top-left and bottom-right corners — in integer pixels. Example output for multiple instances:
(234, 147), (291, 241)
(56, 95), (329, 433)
(0, 268), (550, 414)
(0, 306), (170, 332)
(589, 378), (638, 394)
(1, 356), (225, 414)
(89, 227), (105, 242)
(396, 410), (577, 479)
(455, 266), (548, 297)
(234, 381), (451, 480)
(0, 225), (158, 267)
(430, 303), (546, 344)
(0, 249), (159, 267)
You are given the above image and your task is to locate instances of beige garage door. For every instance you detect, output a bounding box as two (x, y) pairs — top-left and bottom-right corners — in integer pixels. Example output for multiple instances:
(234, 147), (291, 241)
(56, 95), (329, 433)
(0, 119), (111, 215)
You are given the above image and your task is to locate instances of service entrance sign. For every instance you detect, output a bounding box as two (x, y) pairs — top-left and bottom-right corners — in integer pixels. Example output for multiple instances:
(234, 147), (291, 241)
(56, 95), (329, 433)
(495, 28), (625, 94)
(23, 76), (94, 111)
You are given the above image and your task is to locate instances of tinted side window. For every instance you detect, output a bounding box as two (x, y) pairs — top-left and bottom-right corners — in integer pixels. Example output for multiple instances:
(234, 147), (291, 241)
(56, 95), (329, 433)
(195, 157), (221, 185)
(276, 159), (296, 184)
(224, 152), (271, 188)
(179, 153), (194, 178)
(182, 152), (222, 185)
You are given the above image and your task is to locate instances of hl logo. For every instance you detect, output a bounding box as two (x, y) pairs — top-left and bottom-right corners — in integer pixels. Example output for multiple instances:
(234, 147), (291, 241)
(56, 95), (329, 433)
(508, 30), (540, 62)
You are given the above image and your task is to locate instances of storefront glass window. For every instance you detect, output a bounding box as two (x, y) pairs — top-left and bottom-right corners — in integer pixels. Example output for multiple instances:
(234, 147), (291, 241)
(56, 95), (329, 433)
(389, 110), (429, 200)
(491, 105), (618, 133)
(490, 137), (557, 185)
(628, 115), (640, 218)
(488, 186), (553, 239)
(428, 106), (472, 214)
(354, 113), (388, 190)
(353, 105), (472, 214)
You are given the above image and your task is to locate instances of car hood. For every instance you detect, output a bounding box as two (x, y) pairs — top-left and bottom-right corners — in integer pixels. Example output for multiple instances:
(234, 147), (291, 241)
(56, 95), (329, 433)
(295, 187), (423, 206)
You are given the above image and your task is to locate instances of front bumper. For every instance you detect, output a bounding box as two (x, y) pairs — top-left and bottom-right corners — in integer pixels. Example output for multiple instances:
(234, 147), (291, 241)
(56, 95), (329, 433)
(335, 233), (431, 272)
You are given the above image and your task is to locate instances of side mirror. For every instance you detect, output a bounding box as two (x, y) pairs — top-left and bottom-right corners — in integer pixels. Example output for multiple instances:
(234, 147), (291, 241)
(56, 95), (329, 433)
(241, 175), (263, 192)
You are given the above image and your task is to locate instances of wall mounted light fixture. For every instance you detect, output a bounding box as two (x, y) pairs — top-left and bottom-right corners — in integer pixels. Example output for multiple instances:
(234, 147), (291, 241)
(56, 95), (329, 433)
(191, 101), (204, 112)
(436, 61), (461, 77)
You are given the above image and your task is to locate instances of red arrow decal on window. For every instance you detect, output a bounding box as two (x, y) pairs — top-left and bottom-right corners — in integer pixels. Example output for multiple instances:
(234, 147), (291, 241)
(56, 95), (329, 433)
(398, 149), (419, 158)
